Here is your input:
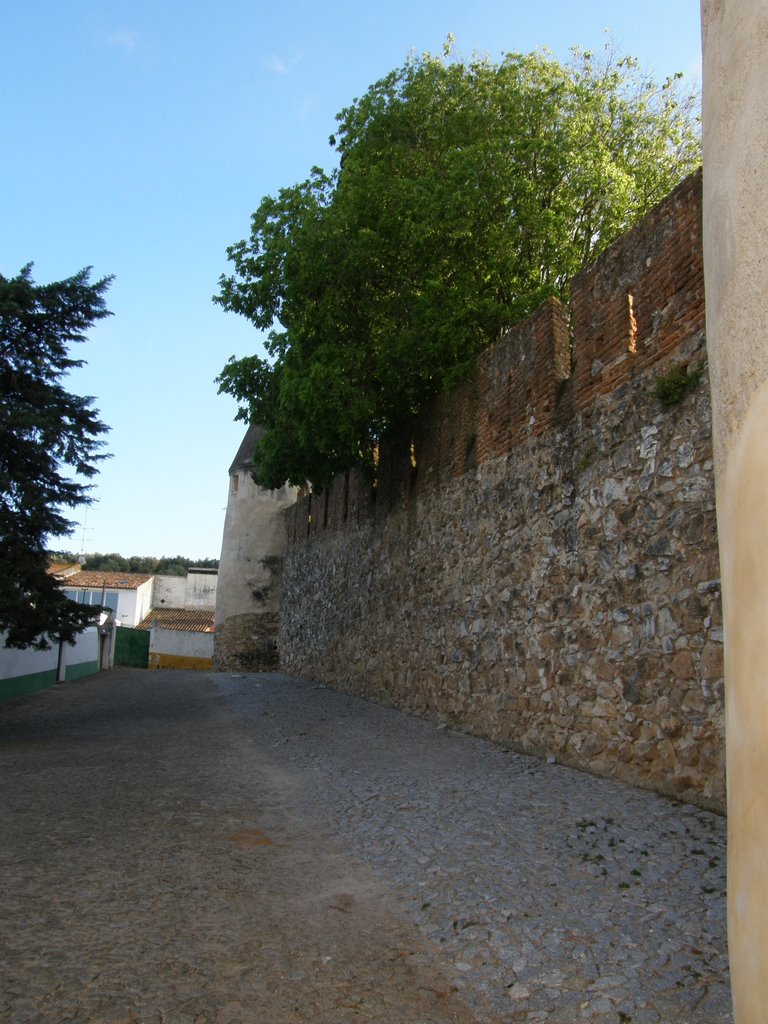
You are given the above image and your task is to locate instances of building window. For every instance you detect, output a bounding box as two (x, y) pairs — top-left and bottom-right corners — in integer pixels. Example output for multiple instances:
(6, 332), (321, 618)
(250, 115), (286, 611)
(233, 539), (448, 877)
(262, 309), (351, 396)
(64, 589), (120, 610)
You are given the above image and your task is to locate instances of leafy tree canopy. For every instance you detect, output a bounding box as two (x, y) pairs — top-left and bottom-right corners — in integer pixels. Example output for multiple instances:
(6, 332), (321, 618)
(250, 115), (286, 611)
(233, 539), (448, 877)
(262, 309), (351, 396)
(215, 40), (700, 489)
(1, 265), (112, 649)
(56, 552), (220, 576)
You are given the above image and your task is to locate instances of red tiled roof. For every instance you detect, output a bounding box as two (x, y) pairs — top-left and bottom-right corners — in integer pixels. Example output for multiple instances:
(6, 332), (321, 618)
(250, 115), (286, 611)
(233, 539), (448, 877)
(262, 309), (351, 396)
(47, 563), (82, 577)
(135, 608), (215, 633)
(62, 571), (154, 590)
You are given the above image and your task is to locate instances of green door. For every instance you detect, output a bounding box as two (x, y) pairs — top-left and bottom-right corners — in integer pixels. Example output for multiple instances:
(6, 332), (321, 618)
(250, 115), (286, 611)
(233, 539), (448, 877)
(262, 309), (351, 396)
(114, 627), (150, 669)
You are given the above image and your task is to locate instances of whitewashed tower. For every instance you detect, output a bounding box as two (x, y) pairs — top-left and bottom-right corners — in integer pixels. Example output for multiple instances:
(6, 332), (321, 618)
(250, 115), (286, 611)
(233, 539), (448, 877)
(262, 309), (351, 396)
(214, 426), (297, 671)
(701, 1), (768, 1018)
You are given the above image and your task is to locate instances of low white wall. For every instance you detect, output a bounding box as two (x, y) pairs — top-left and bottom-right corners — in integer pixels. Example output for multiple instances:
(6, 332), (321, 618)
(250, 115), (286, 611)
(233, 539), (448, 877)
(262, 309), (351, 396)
(148, 625), (213, 669)
(1, 628), (101, 701)
(1, 641), (56, 681)
(67, 628), (99, 668)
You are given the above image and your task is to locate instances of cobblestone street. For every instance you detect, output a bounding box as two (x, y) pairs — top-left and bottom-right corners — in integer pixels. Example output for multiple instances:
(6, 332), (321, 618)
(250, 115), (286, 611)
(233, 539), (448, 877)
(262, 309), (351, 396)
(0, 670), (731, 1023)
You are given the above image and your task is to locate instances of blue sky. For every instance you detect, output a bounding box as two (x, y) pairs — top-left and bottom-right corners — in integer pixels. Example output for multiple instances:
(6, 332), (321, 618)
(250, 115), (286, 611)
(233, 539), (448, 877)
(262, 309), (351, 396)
(1, 1), (703, 559)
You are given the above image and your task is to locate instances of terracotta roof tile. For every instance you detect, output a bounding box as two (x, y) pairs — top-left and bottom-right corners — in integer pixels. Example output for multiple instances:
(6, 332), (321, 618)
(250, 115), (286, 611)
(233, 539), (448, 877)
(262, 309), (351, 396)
(62, 571), (154, 590)
(47, 563), (82, 577)
(136, 608), (215, 633)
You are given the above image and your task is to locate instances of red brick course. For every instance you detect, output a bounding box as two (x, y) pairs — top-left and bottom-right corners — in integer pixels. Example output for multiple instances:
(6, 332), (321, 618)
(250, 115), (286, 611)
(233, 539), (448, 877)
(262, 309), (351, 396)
(288, 170), (704, 545)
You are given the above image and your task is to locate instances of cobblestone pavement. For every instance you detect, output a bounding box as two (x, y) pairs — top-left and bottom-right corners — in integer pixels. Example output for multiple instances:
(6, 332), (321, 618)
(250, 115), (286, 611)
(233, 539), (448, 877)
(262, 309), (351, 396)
(0, 670), (731, 1023)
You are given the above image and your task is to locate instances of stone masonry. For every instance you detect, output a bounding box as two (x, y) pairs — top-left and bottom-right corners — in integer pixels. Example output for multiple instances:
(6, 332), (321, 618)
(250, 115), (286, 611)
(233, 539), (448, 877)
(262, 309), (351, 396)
(214, 612), (281, 673)
(279, 172), (725, 812)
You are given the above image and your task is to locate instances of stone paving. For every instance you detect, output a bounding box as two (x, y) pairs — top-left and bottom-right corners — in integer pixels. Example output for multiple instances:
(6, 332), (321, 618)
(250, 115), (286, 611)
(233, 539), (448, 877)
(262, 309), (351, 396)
(0, 669), (731, 1023)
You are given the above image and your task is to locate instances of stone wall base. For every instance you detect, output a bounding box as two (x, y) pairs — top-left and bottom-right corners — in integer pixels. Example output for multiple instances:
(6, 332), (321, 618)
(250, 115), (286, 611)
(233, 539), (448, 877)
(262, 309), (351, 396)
(213, 613), (280, 673)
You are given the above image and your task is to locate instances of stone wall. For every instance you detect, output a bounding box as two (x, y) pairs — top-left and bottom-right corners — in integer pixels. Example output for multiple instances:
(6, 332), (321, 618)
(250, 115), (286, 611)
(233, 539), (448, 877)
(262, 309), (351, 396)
(215, 612), (281, 672)
(280, 171), (725, 811)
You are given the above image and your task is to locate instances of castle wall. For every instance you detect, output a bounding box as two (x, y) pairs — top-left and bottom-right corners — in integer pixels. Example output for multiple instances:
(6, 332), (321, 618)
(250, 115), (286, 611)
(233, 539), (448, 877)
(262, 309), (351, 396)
(279, 171), (724, 809)
(214, 454), (296, 672)
(702, 0), (768, 1013)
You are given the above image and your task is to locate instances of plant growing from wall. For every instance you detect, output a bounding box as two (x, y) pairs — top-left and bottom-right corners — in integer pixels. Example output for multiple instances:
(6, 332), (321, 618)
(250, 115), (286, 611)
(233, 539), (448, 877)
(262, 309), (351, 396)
(215, 39), (701, 489)
(654, 362), (706, 408)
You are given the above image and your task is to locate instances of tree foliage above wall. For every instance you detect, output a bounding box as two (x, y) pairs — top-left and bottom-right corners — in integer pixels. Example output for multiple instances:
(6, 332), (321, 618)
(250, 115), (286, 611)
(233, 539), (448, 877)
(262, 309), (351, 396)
(215, 40), (701, 489)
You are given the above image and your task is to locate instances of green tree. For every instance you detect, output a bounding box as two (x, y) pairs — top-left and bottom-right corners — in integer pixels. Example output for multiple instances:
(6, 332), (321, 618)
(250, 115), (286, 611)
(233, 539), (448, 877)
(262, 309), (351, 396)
(1, 265), (112, 649)
(47, 550), (80, 565)
(80, 552), (219, 575)
(215, 42), (700, 489)
(80, 552), (131, 573)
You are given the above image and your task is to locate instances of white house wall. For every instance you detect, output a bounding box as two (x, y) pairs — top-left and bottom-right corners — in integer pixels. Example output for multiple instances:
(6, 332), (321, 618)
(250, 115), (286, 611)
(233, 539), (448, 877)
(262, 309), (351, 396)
(185, 572), (217, 608)
(153, 576), (187, 608)
(152, 574), (217, 610)
(135, 579), (154, 623)
(114, 579), (155, 628)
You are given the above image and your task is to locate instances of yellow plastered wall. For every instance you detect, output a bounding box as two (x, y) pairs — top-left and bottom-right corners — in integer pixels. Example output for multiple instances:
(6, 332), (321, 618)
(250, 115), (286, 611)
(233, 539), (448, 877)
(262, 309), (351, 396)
(148, 653), (213, 671)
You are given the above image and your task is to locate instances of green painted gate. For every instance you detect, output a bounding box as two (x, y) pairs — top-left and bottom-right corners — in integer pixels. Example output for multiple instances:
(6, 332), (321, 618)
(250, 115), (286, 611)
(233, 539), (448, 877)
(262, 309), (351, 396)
(114, 627), (150, 669)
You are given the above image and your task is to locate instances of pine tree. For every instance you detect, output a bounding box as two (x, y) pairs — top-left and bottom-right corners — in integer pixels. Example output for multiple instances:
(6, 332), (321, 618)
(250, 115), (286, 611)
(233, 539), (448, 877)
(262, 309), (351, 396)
(1, 264), (112, 648)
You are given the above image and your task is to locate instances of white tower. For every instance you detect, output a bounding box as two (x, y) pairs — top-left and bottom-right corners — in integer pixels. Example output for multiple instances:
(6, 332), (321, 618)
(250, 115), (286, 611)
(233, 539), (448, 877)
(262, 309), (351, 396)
(213, 426), (298, 671)
(702, 1), (768, 1017)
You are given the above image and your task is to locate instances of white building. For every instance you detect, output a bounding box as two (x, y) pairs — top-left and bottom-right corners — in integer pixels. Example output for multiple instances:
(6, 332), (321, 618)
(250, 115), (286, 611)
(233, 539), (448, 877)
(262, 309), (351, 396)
(60, 571), (155, 628)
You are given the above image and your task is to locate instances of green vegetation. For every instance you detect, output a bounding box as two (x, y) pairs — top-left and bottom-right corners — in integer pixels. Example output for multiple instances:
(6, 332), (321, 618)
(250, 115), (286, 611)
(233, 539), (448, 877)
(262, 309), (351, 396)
(48, 552), (219, 576)
(1, 265), (112, 648)
(654, 362), (706, 408)
(216, 40), (700, 489)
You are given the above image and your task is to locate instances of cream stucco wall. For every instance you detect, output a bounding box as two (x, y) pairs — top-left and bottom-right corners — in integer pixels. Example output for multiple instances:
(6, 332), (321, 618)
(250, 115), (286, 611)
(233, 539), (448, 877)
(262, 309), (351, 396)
(215, 458), (297, 628)
(702, 0), (768, 476)
(701, 1), (768, 1019)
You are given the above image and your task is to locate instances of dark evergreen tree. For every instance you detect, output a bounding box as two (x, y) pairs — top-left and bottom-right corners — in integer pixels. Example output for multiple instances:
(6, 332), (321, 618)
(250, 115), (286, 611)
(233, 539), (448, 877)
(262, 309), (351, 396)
(1, 265), (112, 648)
